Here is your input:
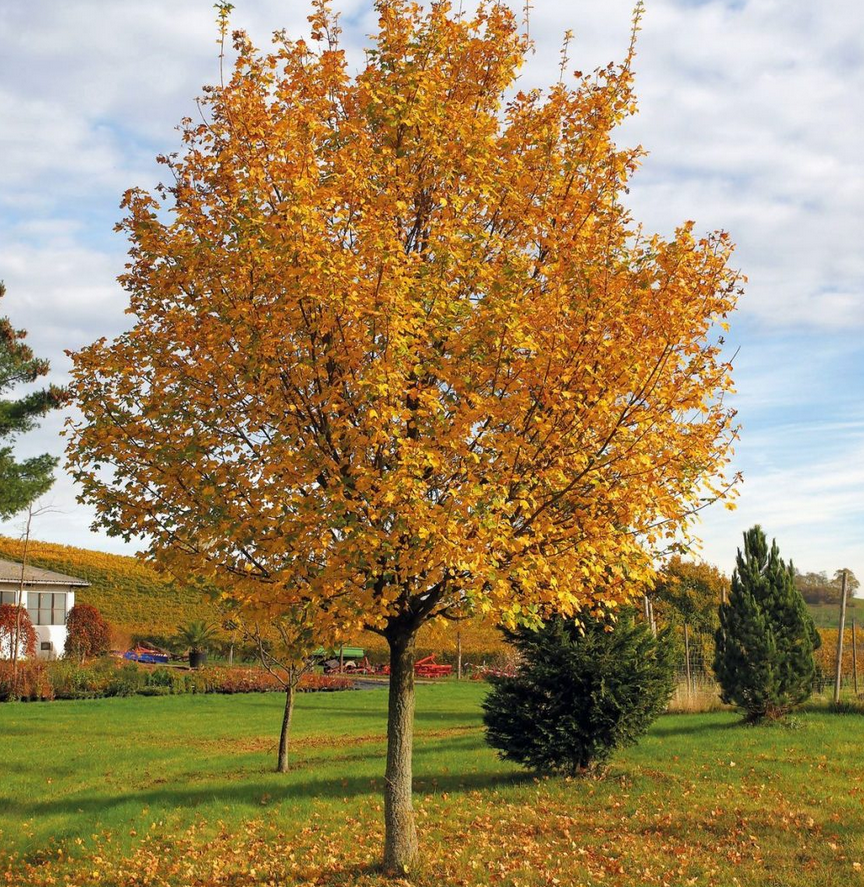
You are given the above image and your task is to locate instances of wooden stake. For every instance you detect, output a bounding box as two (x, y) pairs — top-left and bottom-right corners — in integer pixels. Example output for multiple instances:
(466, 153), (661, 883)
(456, 630), (462, 681)
(834, 570), (849, 704)
(853, 618), (859, 697)
(684, 622), (692, 695)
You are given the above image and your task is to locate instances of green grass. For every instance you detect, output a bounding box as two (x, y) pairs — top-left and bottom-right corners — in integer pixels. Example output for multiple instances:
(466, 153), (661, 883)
(2, 683), (864, 886)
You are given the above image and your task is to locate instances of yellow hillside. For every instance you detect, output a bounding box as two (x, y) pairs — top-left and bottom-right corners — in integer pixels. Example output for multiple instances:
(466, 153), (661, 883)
(0, 537), (219, 637)
(0, 536), (507, 661)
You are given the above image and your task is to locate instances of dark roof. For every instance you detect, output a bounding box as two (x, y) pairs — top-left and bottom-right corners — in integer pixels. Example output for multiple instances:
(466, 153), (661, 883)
(0, 558), (89, 587)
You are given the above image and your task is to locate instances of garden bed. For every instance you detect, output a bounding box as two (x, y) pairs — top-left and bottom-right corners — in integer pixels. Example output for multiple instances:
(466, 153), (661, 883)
(0, 658), (355, 701)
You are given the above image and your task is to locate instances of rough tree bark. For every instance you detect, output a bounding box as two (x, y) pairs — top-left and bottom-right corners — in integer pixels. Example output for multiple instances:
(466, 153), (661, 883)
(383, 629), (418, 875)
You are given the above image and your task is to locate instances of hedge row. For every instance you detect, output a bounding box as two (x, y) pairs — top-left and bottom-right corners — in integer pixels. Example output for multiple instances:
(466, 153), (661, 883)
(0, 659), (354, 702)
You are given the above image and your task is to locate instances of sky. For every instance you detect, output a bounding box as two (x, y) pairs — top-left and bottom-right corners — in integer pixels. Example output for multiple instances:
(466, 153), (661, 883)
(0, 0), (861, 585)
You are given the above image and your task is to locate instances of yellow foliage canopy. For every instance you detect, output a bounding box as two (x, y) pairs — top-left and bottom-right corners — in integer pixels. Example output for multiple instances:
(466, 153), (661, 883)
(68, 0), (740, 646)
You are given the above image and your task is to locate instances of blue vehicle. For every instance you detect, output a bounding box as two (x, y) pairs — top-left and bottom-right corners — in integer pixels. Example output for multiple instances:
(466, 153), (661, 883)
(123, 645), (169, 664)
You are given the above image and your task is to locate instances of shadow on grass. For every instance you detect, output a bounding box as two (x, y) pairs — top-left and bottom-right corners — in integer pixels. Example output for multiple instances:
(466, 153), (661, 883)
(800, 698), (864, 715)
(6, 752), (530, 826)
(320, 860), (384, 886)
(649, 717), (741, 739)
(294, 704), (479, 725)
(221, 731), (485, 773)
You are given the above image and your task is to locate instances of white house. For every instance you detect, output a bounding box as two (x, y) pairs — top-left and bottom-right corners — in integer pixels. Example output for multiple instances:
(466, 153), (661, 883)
(0, 559), (90, 659)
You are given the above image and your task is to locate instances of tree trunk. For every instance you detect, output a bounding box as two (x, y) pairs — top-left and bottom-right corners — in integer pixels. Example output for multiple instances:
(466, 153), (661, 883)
(383, 630), (419, 876)
(277, 682), (295, 773)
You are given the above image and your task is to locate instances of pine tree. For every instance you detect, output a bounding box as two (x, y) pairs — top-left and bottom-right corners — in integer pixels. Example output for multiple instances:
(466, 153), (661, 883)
(0, 282), (66, 518)
(714, 525), (820, 721)
(482, 612), (677, 776)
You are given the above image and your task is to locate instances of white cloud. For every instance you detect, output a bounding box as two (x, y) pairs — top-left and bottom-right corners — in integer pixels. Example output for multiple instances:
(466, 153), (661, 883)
(0, 239), (127, 365)
(0, 0), (861, 578)
(697, 435), (864, 579)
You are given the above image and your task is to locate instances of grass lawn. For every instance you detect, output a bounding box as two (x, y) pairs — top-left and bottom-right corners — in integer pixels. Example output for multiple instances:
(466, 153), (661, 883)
(2, 683), (864, 886)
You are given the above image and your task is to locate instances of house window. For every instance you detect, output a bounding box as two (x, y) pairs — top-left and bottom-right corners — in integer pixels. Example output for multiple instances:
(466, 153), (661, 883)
(26, 592), (67, 626)
(0, 591), (19, 606)
(41, 642), (52, 651)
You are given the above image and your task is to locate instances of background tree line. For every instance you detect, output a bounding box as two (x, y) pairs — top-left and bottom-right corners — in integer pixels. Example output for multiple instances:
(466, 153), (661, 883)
(794, 568), (859, 605)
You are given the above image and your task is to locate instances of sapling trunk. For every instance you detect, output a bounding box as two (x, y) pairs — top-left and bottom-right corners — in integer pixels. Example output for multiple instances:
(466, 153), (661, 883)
(277, 683), (295, 773)
(383, 630), (418, 876)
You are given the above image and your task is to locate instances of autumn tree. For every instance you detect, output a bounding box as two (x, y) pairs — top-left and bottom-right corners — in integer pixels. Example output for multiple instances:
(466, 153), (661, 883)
(793, 569), (835, 605)
(833, 569), (859, 599)
(64, 603), (112, 662)
(651, 556), (728, 675)
(0, 604), (36, 661)
(793, 568), (859, 606)
(67, 1), (740, 873)
(0, 282), (67, 518)
(651, 556), (728, 635)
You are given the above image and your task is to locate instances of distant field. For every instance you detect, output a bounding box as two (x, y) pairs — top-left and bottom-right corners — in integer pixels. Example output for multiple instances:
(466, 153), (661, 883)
(2, 533), (858, 665)
(0, 538), (505, 661)
(2, 683), (864, 886)
(808, 598), (864, 629)
(0, 536), (219, 639)
(0, 536), (503, 660)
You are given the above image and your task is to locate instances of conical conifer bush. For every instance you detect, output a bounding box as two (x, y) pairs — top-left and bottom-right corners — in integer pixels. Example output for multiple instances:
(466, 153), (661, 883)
(714, 525), (820, 721)
(483, 612), (676, 776)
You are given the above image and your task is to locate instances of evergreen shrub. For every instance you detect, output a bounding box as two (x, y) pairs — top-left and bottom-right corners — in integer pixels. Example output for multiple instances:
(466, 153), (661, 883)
(483, 612), (676, 776)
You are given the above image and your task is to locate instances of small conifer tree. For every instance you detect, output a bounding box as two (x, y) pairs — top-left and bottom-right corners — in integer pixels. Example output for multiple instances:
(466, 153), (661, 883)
(482, 612), (676, 776)
(714, 525), (820, 721)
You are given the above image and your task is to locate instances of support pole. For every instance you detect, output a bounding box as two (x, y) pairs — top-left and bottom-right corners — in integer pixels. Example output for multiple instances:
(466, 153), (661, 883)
(853, 618), (859, 697)
(456, 630), (462, 681)
(834, 570), (849, 704)
(684, 622), (692, 695)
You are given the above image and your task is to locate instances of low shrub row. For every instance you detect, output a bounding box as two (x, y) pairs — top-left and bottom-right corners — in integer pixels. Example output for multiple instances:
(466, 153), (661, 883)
(0, 658), (355, 702)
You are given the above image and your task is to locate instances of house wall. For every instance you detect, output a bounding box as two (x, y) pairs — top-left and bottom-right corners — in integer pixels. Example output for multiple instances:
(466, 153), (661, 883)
(1, 585), (76, 660)
(34, 614), (73, 660)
